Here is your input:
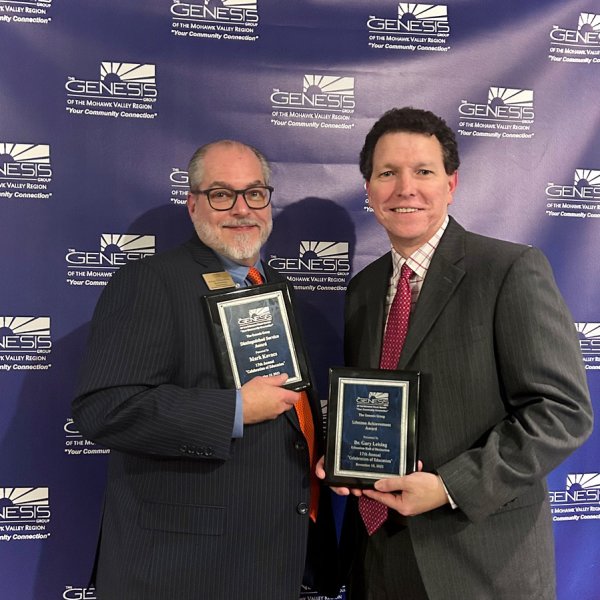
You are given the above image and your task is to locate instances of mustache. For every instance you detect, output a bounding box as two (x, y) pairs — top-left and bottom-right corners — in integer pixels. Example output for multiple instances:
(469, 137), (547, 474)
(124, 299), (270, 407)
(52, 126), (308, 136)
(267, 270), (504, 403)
(221, 218), (260, 227)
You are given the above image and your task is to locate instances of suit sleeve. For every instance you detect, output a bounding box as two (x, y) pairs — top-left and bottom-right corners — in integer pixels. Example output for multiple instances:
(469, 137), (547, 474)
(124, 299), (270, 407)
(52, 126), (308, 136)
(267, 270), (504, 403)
(437, 247), (593, 522)
(72, 259), (236, 460)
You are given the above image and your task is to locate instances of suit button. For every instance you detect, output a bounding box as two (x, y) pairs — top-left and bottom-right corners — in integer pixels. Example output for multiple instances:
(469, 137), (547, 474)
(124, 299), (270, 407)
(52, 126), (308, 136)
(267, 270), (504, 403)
(296, 502), (308, 515)
(294, 440), (306, 451)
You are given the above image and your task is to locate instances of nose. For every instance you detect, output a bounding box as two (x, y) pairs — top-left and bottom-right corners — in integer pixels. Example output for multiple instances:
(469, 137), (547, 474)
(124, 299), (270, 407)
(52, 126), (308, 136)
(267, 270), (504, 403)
(230, 192), (250, 214)
(395, 172), (416, 196)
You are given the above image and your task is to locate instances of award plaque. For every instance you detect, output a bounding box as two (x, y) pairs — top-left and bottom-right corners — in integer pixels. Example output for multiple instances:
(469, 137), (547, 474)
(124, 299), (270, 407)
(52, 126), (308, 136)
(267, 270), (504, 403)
(203, 282), (310, 392)
(324, 367), (419, 488)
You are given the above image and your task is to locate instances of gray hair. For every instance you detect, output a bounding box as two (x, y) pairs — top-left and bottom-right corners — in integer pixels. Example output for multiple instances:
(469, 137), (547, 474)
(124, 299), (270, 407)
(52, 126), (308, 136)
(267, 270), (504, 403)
(187, 140), (271, 191)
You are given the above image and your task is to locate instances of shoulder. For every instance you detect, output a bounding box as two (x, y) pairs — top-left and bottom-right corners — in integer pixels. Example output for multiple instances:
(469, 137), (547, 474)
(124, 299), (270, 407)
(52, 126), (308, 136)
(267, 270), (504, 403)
(348, 252), (391, 291)
(100, 242), (205, 302)
(456, 223), (548, 274)
(263, 261), (286, 283)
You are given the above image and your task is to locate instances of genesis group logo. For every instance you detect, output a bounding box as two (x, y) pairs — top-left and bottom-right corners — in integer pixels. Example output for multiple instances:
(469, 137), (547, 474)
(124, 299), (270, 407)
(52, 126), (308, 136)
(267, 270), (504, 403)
(63, 587), (97, 600)
(64, 418), (110, 456)
(0, 143), (52, 199)
(550, 473), (600, 522)
(238, 307), (272, 333)
(0, 317), (52, 372)
(65, 234), (155, 288)
(0, 0), (52, 25)
(0, 487), (51, 542)
(65, 62), (158, 120)
(268, 241), (350, 292)
(545, 169), (600, 220)
(457, 87), (535, 140)
(549, 12), (600, 65)
(270, 75), (356, 131)
(170, 0), (259, 42)
(356, 391), (390, 411)
(575, 323), (600, 370)
(170, 167), (189, 205)
(366, 3), (451, 53)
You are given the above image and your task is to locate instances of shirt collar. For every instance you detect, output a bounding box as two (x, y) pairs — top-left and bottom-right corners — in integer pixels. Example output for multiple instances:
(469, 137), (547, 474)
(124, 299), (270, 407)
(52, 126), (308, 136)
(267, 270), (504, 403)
(390, 215), (449, 278)
(216, 254), (264, 288)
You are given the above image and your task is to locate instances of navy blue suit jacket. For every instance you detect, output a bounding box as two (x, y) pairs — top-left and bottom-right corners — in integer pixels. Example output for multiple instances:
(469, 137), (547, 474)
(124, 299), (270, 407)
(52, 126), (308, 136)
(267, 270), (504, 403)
(73, 235), (339, 600)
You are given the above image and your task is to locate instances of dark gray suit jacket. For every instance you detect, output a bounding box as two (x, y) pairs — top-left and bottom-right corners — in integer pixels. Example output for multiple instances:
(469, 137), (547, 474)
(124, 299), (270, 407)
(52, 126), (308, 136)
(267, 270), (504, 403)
(342, 217), (592, 599)
(72, 236), (339, 600)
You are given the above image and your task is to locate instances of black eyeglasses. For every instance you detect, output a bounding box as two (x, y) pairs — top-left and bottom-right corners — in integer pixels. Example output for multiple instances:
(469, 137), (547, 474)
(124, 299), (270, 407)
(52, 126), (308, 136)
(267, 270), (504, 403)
(192, 185), (273, 211)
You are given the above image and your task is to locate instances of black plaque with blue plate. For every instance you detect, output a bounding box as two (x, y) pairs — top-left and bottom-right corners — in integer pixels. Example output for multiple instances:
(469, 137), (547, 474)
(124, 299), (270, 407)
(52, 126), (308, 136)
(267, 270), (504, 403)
(324, 367), (419, 488)
(203, 282), (310, 392)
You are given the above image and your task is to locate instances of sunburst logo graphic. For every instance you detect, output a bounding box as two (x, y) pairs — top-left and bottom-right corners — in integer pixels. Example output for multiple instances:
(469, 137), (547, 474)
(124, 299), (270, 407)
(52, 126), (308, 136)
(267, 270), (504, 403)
(0, 144), (50, 167)
(238, 306), (272, 332)
(0, 316), (50, 337)
(0, 487), (49, 507)
(575, 323), (600, 355)
(0, 143), (52, 180)
(566, 473), (600, 492)
(487, 87), (533, 109)
(459, 86), (535, 123)
(1, 0), (52, 5)
(578, 12), (600, 33)
(66, 61), (158, 101)
(271, 74), (356, 112)
(100, 62), (155, 84)
(302, 75), (354, 97)
(0, 487), (51, 524)
(268, 241), (350, 276)
(545, 170), (600, 201)
(170, 0), (259, 25)
(397, 3), (447, 22)
(574, 169), (600, 189)
(100, 234), (155, 255)
(356, 391), (390, 411)
(299, 241), (348, 260)
(211, 0), (257, 7)
(177, 0), (257, 8)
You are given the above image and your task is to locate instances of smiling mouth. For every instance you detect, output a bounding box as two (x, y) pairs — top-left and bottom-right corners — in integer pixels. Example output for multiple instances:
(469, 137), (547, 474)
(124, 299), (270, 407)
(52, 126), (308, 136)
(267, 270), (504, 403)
(391, 207), (419, 213)
(223, 221), (258, 229)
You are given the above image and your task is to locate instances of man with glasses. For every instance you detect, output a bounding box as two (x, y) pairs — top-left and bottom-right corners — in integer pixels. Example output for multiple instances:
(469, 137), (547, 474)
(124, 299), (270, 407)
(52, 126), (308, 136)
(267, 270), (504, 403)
(72, 140), (339, 600)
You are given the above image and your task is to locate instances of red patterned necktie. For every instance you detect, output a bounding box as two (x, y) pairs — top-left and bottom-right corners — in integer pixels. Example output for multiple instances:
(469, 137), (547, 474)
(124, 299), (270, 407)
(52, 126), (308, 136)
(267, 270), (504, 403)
(359, 263), (413, 535)
(246, 267), (319, 521)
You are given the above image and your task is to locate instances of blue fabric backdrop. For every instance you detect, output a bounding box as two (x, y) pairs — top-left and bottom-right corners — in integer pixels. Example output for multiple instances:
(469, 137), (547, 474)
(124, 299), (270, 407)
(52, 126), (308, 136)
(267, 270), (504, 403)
(1, 1), (598, 598)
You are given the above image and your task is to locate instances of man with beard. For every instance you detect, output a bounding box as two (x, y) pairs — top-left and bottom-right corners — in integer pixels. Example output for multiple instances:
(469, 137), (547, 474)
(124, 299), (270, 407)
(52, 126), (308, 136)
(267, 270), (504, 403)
(72, 140), (339, 600)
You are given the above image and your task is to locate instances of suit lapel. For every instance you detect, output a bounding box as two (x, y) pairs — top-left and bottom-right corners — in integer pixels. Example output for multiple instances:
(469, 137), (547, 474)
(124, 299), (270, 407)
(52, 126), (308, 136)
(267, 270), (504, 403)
(354, 254), (392, 369)
(185, 235), (230, 287)
(398, 218), (466, 368)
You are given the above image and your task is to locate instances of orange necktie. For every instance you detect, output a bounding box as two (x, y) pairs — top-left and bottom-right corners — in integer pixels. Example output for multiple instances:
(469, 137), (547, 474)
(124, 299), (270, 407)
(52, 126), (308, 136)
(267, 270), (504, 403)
(246, 267), (319, 521)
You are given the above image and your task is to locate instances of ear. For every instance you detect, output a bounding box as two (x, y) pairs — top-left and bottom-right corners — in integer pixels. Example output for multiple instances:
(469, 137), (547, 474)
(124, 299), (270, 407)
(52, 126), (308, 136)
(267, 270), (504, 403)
(186, 193), (196, 218)
(447, 171), (458, 205)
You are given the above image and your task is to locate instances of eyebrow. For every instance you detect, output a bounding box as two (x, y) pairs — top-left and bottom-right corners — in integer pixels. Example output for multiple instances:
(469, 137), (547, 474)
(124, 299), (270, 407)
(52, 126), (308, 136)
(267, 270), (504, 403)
(205, 179), (265, 188)
(378, 161), (436, 170)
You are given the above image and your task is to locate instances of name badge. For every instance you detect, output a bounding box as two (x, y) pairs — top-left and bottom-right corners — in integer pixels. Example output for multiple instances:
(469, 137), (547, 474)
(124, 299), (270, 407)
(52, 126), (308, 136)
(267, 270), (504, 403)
(203, 271), (236, 290)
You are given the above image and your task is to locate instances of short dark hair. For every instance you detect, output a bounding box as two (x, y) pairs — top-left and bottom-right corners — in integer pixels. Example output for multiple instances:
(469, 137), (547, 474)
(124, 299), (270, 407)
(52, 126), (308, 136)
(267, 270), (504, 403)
(359, 107), (460, 179)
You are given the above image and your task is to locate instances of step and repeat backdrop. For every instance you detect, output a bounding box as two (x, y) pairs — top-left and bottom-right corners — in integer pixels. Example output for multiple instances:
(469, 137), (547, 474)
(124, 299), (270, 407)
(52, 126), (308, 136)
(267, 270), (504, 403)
(1, 0), (599, 598)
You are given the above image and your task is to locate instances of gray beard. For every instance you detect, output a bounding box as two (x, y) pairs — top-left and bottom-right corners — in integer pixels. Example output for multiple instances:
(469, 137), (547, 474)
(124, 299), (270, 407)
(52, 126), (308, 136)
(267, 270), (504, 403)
(193, 218), (272, 263)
